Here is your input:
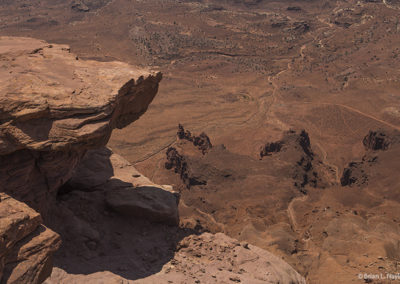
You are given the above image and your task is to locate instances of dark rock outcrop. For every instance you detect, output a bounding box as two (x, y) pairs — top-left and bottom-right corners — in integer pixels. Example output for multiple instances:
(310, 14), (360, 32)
(177, 124), (212, 154)
(260, 130), (313, 159)
(260, 129), (335, 193)
(71, 0), (90, 12)
(363, 130), (392, 151)
(260, 141), (283, 157)
(165, 147), (207, 188)
(287, 6), (302, 11)
(340, 161), (369, 186)
(341, 129), (400, 187)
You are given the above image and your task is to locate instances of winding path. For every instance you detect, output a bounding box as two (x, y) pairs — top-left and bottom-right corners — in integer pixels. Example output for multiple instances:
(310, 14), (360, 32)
(287, 195), (308, 232)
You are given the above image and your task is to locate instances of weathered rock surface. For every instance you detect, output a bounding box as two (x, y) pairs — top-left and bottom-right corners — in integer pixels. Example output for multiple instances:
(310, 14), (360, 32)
(137, 233), (305, 284)
(62, 147), (179, 225)
(0, 36), (164, 283)
(0, 193), (60, 284)
(0, 36), (162, 214)
(105, 186), (179, 226)
(46, 233), (306, 284)
(137, 233), (306, 284)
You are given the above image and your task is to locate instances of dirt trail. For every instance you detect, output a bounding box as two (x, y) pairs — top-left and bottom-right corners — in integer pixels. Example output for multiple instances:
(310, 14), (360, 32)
(383, 0), (400, 10)
(287, 195), (308, 232)
(301, 102), (400, 131)
(315, 142), (340, 183)
(133, 138), (177, 164)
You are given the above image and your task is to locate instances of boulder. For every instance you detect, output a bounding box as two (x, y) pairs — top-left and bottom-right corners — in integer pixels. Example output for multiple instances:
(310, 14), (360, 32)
(0, 193), (60, 284)
(71, 0), (90, 12)
(105, 186), (179, 225)
(64, 147), (179, 225)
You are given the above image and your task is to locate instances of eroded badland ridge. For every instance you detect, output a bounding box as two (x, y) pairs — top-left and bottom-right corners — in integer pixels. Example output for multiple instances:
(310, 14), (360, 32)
(0, 0), (399, 283)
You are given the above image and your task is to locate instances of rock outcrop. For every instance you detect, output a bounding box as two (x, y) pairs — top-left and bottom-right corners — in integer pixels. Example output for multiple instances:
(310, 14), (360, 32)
(0, 193), (60, 284)
(259, 141), (283, 157)
(362, 129), (393, 151)
(177, 124), (212, 154)
(138, 232), (306, 284)
(71, 0), (90, 12)
(0, 36), (162, 283)
(165, 147), (208, 188)
(0, 36), (162, 215)
(61, 147), (180, 225)
(341, 129), (400, 187)
(260, 129), (336, 192)
(46, 233), (306, 284)
(340, 160), (369, 186)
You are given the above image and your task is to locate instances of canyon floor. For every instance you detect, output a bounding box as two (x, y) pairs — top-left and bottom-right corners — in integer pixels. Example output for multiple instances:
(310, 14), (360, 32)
(1, 0), (400, 283)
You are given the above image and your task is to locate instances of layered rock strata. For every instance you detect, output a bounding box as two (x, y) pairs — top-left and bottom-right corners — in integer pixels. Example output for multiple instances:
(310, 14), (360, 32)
(0, 193), (60, 284)
(0, 36), (162, 283)
(0, 36), (162, 215)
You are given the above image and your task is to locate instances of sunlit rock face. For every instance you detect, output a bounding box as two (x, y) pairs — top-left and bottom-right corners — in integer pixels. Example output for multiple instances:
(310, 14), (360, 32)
(0, 37), (162, 215)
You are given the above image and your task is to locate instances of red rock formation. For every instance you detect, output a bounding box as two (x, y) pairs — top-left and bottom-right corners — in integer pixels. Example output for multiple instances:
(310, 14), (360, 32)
(0, 37), (162, 215)
(0, 37), (162, 283)
(0, 193), (60, 284)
